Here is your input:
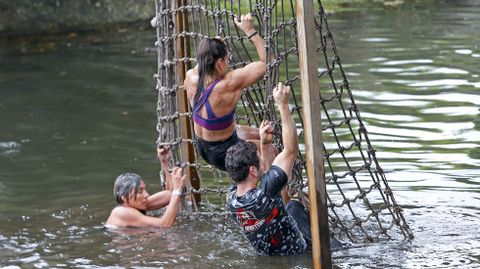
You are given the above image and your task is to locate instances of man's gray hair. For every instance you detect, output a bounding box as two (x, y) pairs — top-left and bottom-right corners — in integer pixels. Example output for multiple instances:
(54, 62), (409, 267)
(113, 173), (142, 204)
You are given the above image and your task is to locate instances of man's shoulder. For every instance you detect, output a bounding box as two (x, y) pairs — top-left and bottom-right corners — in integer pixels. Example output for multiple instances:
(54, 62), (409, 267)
(106, 206), (143, 227)
(258, 165), (288, 197)
(261, 165), (288, 181)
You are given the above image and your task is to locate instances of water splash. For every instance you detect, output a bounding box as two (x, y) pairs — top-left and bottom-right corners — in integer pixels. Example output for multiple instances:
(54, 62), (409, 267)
(0, 141), (22, 156)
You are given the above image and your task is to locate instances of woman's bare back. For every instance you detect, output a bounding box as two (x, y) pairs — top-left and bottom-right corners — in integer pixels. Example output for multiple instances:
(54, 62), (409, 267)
(185, 67), (242, 141)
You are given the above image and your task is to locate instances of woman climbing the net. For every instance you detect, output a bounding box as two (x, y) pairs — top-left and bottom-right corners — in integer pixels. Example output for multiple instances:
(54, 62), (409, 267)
(184, 13), (274, 171)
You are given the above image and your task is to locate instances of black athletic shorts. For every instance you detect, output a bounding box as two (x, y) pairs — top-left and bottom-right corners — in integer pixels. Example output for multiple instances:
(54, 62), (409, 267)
(196, 131), (242, 171)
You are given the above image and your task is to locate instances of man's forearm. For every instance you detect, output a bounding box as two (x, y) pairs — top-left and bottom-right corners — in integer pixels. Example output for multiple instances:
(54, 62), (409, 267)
(278, 104), (298, 155)
(158, 195), (181, 227)
(260, 143), (275, 171)
(250, 34), (267, 63)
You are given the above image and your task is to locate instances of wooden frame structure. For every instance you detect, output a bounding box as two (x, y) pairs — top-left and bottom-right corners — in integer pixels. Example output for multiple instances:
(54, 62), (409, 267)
(296, 1), (332, 268)
(164, 0), (333, 267)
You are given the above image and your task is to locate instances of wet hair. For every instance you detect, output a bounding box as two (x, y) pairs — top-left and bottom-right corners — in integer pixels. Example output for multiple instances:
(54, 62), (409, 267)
(194, 38), (228, 105)
(225, 141), (260, 183)
(113, 173), (142, 205)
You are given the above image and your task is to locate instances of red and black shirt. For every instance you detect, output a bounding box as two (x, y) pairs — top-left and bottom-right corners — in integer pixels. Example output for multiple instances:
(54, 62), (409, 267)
(227, 165), (307, 255)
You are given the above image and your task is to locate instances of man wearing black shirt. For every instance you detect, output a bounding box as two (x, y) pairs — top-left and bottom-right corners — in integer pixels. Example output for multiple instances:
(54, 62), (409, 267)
(226, 82), (312, 255)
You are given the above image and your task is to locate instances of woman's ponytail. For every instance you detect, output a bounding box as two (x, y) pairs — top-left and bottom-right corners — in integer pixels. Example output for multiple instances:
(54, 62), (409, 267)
(194, 38), (227, 106)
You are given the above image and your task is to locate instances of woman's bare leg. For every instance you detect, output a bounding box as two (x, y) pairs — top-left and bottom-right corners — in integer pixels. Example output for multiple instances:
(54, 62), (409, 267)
(236, 124), (260, 141)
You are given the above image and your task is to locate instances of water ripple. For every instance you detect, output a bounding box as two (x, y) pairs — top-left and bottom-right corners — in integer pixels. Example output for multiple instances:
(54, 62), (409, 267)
(0, 141), (21, 156)
(422, 106), (479, 116)
(383, 59), (434, 65)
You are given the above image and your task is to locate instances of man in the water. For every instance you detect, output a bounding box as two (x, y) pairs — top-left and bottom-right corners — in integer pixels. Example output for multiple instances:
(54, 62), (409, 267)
(226, 83), (344, 255)
(105, 147), (186, 228)
(226, 82), (313, 255)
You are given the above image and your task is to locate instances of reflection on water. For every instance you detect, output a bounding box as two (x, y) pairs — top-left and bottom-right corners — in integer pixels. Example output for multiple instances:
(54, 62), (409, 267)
(1, 0), (479, 268)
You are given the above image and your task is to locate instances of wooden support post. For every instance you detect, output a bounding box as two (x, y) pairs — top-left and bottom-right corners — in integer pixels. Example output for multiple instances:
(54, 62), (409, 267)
(296, 1), (332, 268)
(174, 0), (201, 204)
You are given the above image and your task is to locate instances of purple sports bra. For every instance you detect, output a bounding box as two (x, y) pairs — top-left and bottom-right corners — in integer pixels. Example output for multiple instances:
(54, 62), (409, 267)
(192, 79), (236, 131)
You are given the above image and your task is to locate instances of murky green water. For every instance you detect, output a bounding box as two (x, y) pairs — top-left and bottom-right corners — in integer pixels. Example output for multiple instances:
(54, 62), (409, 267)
(1, 0), (479, 268)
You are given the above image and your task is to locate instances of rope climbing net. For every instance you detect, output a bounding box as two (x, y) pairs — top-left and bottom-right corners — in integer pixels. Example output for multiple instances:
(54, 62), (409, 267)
(152, 0), (414, 243)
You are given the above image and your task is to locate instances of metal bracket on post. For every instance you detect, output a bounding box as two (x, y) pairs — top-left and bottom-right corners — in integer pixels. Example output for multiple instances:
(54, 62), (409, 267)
(296, 1), (332, 268)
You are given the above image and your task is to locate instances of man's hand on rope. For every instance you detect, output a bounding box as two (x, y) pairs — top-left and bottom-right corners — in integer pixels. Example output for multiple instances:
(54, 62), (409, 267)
(171, 167), (186, 193)
(234, 13), (256, 37)
(273, 82), (291, 106)
(260, 120), (273, 145)
(157, 146), (172, 164)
